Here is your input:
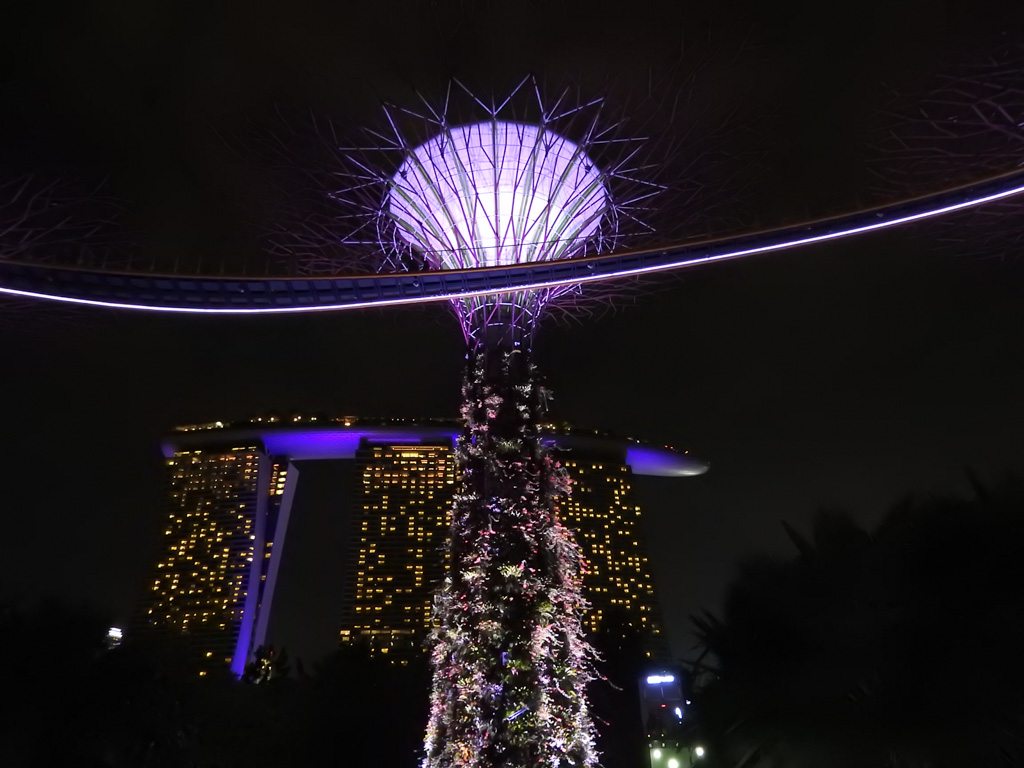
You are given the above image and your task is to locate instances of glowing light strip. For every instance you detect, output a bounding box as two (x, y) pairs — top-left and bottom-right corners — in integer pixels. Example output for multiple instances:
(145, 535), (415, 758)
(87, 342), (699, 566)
(3, 177), (1023, 314)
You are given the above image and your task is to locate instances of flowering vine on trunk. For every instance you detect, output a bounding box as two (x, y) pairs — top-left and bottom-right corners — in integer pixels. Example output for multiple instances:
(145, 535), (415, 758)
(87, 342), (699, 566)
(423, 346), (598, 768)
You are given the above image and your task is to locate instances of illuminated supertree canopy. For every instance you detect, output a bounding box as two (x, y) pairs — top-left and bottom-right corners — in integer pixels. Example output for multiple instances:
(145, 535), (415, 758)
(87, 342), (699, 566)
(387, 119), (608, 346)
(388, 121), (608, 271)
(299, 77), (680, 334)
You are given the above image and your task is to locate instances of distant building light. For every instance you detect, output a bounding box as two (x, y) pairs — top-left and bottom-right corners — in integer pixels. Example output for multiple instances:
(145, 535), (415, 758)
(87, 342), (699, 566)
(695, 746), (706, 758)
(646, 674), (675, 684)
(674, 706), (682, 719)
(105, 626), (122, 651)
(105, 627), (123, 649)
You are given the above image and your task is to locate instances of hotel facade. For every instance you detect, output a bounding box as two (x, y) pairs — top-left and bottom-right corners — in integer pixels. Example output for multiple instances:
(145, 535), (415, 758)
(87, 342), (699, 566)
(132, 416), (706, 675)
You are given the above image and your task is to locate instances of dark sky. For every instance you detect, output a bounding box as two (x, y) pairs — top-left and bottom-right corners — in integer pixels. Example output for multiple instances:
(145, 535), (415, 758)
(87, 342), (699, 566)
(3, 0), (1024, 662)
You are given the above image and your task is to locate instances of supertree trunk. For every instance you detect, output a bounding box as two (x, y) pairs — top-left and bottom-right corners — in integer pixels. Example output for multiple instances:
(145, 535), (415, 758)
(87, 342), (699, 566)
(423, 337), (598, 768)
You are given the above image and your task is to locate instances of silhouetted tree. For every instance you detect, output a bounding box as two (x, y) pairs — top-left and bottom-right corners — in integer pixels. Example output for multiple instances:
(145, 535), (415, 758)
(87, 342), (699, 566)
(41, 631), (215, 767)
(0, 598), (109, 766)
(243, 645), (291, 684)
(687, 478), (1024, 768)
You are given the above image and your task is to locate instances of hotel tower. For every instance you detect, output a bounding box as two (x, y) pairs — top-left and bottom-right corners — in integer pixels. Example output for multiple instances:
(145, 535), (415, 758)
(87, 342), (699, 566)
(131, 416), (705, 675)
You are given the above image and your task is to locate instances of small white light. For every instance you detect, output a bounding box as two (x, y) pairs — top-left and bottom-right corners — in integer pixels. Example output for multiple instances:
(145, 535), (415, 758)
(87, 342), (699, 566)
(674, 706), (682, 719)
(107, 627), (122, 639)
(668, 759), (679, 768)
(695, 746), (706, 757)
(652, 749), (662, 760)
(646, 674), (675, 684)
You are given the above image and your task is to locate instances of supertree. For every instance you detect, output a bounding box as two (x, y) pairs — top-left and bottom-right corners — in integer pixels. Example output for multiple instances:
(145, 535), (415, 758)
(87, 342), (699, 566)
(397, 118), (606, 768)
(380, 83), (631, 768)
(268, 76), (751, 768)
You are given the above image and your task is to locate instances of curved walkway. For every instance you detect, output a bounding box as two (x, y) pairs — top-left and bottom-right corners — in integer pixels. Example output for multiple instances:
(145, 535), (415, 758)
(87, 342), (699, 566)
(2, 169), (1023, 313)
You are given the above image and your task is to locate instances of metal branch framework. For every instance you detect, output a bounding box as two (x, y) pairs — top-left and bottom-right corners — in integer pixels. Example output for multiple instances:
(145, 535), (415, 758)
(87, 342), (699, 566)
(252, 64), (767, 294)
(384, 110), (613, 343)
(0, 176), (129, 323)
(872, 41), (1024, 259)
(0, 176), (123, 266)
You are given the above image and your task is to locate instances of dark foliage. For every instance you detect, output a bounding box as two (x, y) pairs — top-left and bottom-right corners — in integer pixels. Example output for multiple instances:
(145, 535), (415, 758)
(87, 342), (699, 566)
(2, 604), (430, 768)
(0, 598), (110, 767)
(686, 478), (1024, 768)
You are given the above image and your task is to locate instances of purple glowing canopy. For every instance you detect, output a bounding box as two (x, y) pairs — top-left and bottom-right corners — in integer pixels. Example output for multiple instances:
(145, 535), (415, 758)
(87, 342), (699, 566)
(388, 121), (608, 272)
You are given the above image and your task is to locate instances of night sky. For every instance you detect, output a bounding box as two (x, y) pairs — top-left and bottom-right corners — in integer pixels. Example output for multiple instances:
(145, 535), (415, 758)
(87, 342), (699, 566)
(3, 0), (1024, 663)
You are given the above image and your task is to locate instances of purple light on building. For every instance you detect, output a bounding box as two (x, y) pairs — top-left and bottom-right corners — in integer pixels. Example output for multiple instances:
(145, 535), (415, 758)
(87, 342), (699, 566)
(625, 445), (708, 477)
(160, 422), (704, 477)
(261, 429), (459, 459)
